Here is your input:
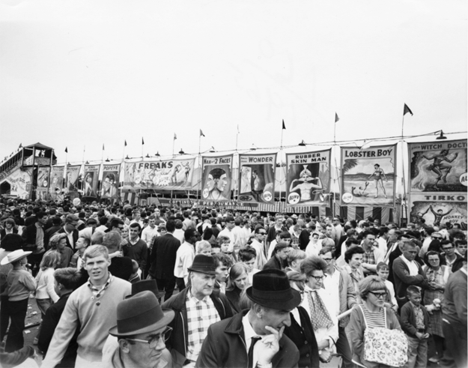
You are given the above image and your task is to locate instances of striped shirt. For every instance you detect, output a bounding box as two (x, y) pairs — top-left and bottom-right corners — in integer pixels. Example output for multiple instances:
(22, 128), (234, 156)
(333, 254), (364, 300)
(360, 304), (386, 328)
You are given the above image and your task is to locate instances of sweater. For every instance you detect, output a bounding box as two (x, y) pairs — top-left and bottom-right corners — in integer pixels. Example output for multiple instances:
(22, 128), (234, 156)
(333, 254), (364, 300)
(400, 301), (431, 337)
(7, 269), (36, 301)
(41, 276), (131, 367)
(35, 267), (59, 302)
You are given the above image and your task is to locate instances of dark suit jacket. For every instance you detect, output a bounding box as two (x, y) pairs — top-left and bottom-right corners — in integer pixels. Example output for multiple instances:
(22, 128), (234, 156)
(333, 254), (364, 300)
(21, 223), (49, 252)
(196, 310), (299, 368)
(149, 233), (181, 279)
(55, 227), (79, 250)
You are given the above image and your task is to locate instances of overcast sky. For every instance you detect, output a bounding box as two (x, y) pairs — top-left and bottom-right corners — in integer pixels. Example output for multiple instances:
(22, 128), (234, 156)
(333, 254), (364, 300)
(1, 0), (466, 165)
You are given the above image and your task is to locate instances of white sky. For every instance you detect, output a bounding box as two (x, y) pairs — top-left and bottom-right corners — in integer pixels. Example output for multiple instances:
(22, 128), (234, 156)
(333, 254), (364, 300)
(1, 0), (466, 165)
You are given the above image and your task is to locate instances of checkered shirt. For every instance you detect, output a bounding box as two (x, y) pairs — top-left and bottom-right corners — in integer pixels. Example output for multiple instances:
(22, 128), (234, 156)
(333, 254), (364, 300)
(185, 291), (220, 363)
(362, 249), (376, 265)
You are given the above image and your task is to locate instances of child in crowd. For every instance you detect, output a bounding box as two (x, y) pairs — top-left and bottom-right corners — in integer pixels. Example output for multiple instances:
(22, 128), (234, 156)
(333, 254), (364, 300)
(376, 261), (398, 312)
(34, 251), (61, 344)
(401, 286), (431, 368)
(2, 250), (36, 352)
(196, 240), (212, 256)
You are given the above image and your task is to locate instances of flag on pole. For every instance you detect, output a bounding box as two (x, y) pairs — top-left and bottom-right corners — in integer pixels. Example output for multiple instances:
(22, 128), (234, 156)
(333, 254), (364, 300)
(124, 140), (127, 147)
(282, 120), (286, 129)
(18, 143), (22, 149)
(65, 147), (68, 153)
(403, 103), (413, 116)
(335, 113), (339, 123)
(102, 144), (105, 150)
(237, 125), (240, 134)
(142, 137), (145, 145)
(200, 129), (205, 137)
(174, 134), (177, 140)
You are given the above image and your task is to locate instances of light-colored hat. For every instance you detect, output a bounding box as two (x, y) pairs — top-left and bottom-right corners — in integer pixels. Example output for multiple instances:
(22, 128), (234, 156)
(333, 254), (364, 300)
(0, 249), (32, 265)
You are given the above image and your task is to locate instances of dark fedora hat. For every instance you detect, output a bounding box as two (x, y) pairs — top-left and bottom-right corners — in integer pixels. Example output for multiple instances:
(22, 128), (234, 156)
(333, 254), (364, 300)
(109, 290), (174, 337)
(246, 269), (301, 311)
(187, 254), (217, 276)
(131, 279), (165, 299)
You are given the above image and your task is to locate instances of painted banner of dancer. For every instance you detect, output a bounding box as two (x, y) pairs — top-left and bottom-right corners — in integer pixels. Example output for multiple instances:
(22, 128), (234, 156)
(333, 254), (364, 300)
(408, 140), (467, 192)
(83, 164), (100, 197)
(123, 159), (194, 190)
(66, 165), (82, 200)
(49, 166), (64, 198)
(285, 149), (331, 206)
(201, 155), (233, 201)
(410, 193), (467, 229)
(238, 153), (276, 203)
(340, 145), (396, 206)
(101, 164), (121, 198)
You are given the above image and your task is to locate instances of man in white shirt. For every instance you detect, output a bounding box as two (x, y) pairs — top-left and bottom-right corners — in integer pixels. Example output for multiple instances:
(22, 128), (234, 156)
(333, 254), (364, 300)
(173, 220), (185, 244)
(218, 216), (236, 251)
(173, 229), (197, 290)
(141, 215), (159, 246)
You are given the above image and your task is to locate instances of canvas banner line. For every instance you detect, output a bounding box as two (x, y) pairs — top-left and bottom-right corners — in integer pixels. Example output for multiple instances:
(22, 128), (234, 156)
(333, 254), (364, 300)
(201, 155), (233, 201)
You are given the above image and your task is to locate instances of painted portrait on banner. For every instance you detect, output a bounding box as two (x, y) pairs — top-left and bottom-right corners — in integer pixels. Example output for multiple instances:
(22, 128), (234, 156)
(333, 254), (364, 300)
(101, 164), (121, 198)
(410, 193), (467, 229)
(238, 153), (276, 203)
(83, 164), (100, 197)
(49, 166), (64, 196)
(124, 159), (194, 190)
(201, 155), (233, 201)
(341, 145), (396, 206)
(66, 165), (82, 193)
(37, 167), (50, 188)
(408, 140), (467, 192)
(286, 150), (331, 206)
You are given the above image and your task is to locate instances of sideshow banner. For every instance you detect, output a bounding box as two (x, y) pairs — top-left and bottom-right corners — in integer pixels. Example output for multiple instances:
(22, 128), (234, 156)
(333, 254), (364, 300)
(37, 167), (50, 189)
(7, 168), (32, 199)
(66, 165), (82, 192)
(409, 193), (467, 229)
(36, 167), (50, 201)
(101, 164), (121, 198)
(238, 153), (276, 203)
(83, 164), (100, 197)
(408, 140), (467, 192)
(49, 166), (64, 195)
(201, 155), (233, 201)
(341, 145), (396, 206)
(286, 150), (331, 206)
(123, 159), (194, 190)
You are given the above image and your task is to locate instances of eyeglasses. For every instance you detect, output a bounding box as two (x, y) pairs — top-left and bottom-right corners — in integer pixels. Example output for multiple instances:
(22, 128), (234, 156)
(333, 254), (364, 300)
(369, 291), (387, 299)
(309, 275), (326, 281)
(126, 327), (172, 346)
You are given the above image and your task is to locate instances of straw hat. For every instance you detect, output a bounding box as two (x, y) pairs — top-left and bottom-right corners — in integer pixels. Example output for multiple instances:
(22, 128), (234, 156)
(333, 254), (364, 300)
(0, 249), (31, 265)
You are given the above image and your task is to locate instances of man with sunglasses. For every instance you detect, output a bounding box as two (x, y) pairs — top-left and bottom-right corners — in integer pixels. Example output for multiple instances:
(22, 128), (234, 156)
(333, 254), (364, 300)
(104, 290), (175, 368)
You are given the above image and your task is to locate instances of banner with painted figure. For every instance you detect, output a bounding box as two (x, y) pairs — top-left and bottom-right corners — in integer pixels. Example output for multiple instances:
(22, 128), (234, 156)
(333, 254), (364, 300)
(410, 193), (467, 229)
(49, 166), (64, 195)
(7, 169), (32, 199)
(408, 140), (467, 192)
(238, 153), (276, 203)
(83, 164), (100, 197)
(36, 167), (50, 200)
(286, 150), (331, 206)
(201, 155), (233, 201)
(101, 164), (121, 198)
(66, 165), (82, 193)
(123, 159), (195, 190)
(341, 145), (396, 206)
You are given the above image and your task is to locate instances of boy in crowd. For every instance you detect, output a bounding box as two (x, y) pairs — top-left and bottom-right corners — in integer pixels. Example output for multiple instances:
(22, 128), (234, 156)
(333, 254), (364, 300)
(376, 262), (398, 313)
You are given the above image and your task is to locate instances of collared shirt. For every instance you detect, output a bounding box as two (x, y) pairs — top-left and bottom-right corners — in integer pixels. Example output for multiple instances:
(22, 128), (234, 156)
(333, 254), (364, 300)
(400, 254), (419, 276)
(241, 313), (273, 368)
(87, 274), (112, 299)
(35, 222), (45, 248)
(185, 290), (220, 364)
(63, 226), (75, 249)
(410, 302), (425, 329)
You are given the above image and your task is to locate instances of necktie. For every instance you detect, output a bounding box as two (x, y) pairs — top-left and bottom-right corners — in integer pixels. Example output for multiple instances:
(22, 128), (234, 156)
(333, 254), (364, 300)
(248, 336), (261, 368)
(307, 290), (334, 331)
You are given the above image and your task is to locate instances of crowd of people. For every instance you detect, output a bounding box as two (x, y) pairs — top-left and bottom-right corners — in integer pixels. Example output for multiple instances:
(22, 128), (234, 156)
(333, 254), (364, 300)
(0, 198), (466, 368)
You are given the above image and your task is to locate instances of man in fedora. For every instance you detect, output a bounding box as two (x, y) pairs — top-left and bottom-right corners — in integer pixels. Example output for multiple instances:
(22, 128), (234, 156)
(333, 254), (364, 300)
(196, 269), (300, 368)
(102, 290), (175, 368)
(162, 254), (233, 368)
